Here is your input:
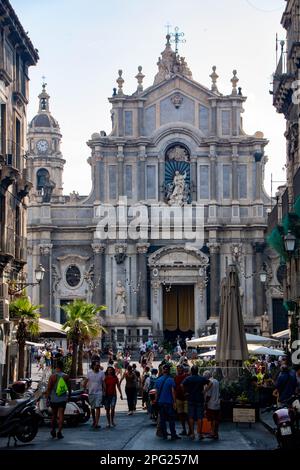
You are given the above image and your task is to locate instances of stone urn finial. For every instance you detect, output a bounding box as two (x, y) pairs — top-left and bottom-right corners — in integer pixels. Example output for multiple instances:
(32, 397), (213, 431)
(117, 69), (124, 95)
(210, 65), (219, 92)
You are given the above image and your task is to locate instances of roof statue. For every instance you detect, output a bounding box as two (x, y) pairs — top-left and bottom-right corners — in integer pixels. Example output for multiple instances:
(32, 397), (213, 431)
(153, 33), (192, 85)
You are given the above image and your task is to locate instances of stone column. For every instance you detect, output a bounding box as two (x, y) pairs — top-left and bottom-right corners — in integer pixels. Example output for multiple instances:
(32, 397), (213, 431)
(210, 154), (217, 201)
(190, 156), (197, 202)
(117, 145), (124, 198)
(208, 243), (220, 318)
(136, 243), (150, 317)
(211, 101), (217, 136)
(138, 146), (146, 200)
(92, 243), (106, 306)
(232, 147), (238, 201)
(158, 154), (165, 201)
(39, 244), (52, 318)
(254, 152), (263, 201)
(253, 242), (266, 317)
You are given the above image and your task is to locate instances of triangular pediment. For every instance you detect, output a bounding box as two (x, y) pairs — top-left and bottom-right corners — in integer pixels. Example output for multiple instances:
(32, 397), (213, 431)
(141, 74), (216, 107)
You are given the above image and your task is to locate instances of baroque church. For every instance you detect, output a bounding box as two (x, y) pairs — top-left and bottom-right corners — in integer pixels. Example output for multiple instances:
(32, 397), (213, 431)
(26, 35), (285, 347)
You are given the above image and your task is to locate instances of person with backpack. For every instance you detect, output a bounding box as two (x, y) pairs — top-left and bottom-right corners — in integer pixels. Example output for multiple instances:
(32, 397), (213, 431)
(274, 363), (297, 405)
(46, 359), (70, 439)
(145, 368), (158, 420)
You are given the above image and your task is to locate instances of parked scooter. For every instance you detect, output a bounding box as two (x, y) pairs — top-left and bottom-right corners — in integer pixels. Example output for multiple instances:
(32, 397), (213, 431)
(69, 389), (91, 423)
(0, 394), (39, 447)
(36, 384), (83, 427)
(264, 395), (300, 449)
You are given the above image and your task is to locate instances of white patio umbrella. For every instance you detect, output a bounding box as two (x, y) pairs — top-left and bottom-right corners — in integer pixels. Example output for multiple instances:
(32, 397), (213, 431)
(186, 333), (279, 348)
(39, 318), (67, 335)
(198, 344), (285, 358)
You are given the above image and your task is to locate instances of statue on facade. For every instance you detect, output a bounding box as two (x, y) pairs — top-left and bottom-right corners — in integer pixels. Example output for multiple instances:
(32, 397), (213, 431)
(115, 280), (127, 315)
(42, 178), (56, 203)
(260, 312), (270, 336)
(168, 171), (187, 206)
(69, 190), (80, 203)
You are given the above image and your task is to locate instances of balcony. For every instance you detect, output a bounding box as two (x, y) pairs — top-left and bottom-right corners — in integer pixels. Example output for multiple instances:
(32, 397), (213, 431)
(14, 234), (27, 263)
(272, 52), (294, 114)
(0, 227), (15, 270)
(293, 166), (300, 201)
(287, 29), (300, 63)
(0, 140), (26, 191)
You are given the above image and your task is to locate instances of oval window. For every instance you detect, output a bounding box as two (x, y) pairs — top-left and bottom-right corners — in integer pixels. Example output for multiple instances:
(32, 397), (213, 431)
(66, 265), (81, 287)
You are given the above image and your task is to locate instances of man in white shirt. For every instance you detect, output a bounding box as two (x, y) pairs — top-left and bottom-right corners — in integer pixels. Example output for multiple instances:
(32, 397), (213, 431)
(83, 361), (105, 429)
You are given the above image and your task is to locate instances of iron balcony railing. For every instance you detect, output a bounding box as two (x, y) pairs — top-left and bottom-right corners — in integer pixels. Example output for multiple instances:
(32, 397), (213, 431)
(0, 227), (27, 261)
(0, 139), (26, 170)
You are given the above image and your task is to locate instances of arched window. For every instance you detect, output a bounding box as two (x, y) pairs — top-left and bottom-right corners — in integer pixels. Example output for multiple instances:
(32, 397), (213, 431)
(36, 168), (50, 190)
(164, 144), (191, 205)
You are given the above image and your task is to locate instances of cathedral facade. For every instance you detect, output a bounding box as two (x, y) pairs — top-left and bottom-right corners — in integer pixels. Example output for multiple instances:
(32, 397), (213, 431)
(27, 36), (284, 347)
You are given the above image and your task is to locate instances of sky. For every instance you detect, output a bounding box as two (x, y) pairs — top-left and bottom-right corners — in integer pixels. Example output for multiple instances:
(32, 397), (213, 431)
(13, 0), (287, 196)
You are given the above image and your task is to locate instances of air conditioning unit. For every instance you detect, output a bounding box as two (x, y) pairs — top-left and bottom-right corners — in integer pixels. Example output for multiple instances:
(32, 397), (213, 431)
(0, 298), (9, 322)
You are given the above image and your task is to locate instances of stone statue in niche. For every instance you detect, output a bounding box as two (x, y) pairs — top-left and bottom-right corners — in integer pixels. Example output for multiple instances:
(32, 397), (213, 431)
(115, 280), (127, 315)
(167, 171), (188, 206)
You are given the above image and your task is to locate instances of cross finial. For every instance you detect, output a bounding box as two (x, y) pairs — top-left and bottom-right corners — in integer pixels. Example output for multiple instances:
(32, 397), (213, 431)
(42, 75), (47, 90)
(170, 26), (186, 54)
(165, 22), (172, 35)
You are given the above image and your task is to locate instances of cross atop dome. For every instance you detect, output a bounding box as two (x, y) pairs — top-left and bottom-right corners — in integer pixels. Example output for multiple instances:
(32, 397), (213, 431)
(38, 77), (50, 113)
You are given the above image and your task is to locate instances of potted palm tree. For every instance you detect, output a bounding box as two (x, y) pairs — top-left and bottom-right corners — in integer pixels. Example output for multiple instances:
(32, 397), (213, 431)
(61, 300), (107, 378)
(9, 295), (42, 379)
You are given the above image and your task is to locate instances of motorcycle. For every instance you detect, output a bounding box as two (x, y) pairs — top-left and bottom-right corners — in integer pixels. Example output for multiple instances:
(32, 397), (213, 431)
(264, 395), (300, 449)
(0, 395), (39, 447)
(69, 389), (91, 424)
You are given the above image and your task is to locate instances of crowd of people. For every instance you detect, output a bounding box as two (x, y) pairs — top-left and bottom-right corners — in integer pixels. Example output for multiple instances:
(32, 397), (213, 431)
(42, 339), (300, 442)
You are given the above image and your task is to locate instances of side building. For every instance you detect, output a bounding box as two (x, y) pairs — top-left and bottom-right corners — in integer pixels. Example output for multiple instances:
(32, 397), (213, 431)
(27, 35), (282, 348)
(270, 0), (300, 342)
(0, 0), (38, 387)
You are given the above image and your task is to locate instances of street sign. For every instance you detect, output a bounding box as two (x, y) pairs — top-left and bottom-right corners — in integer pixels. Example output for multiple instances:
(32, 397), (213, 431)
(233, 407), (256, 423)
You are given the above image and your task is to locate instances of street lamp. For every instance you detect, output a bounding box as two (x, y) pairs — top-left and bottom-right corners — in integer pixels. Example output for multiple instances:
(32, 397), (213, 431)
(259, 269), (268, 284)
(284, 231), (296, 253)
(8, 264), (45, 295)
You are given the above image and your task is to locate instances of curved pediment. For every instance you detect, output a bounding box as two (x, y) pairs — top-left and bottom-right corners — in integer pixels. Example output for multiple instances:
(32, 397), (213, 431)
(148, 245), (208, 268)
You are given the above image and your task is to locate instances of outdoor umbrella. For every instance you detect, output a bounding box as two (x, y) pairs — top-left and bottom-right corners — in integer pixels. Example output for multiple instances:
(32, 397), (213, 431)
(198, 344), (286, 358)
(186, 333), (279, 348)
(215, 265), (248, 378)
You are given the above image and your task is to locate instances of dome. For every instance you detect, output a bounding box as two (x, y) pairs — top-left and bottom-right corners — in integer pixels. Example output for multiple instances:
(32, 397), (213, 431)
(30, 113), (59, 128)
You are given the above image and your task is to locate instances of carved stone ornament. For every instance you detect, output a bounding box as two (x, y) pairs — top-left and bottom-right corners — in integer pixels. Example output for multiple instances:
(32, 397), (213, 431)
(171, 93), (183, 109)
(114, 244), (127, 264)
(40, 244), (52, 256)
(167, 145), (189, 162)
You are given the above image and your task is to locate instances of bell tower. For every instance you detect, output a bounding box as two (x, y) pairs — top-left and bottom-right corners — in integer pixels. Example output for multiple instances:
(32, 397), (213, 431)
(27, 81), (65, 202)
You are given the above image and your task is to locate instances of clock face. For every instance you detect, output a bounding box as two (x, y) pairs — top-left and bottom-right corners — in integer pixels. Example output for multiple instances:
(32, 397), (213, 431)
(36, 140), (49, 153)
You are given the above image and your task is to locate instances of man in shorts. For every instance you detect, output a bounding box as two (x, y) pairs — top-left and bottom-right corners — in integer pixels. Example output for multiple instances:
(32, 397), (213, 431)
(182, 365), (209, 441)
(203, 370), (221, 440)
